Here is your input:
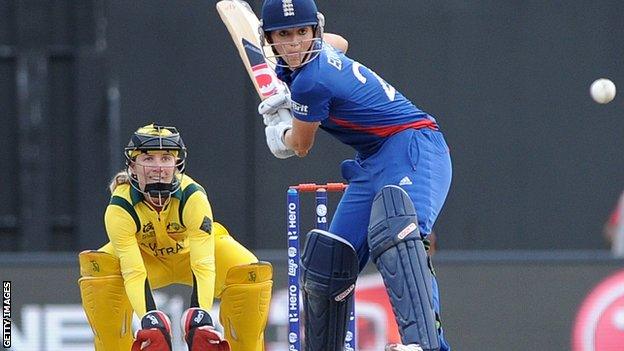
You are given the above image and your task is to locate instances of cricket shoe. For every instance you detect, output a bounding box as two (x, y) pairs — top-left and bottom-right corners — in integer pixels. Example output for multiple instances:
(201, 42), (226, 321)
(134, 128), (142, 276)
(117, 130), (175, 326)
(385, 343), (424, 351)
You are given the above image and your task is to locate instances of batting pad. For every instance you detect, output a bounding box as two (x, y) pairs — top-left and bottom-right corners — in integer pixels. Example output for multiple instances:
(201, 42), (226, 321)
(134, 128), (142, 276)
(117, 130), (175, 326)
(300, 229), (359, 351)
(368, 186), (440, 351)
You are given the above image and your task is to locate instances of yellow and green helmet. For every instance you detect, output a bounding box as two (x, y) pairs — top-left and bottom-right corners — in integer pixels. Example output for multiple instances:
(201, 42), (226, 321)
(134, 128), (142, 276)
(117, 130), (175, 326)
(124, 123), (187, 166)
(124, 123), (187, 204)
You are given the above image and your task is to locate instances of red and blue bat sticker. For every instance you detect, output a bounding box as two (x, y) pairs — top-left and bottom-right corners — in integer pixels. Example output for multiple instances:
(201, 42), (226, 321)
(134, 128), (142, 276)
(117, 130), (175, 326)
(243, 38), (280, 97)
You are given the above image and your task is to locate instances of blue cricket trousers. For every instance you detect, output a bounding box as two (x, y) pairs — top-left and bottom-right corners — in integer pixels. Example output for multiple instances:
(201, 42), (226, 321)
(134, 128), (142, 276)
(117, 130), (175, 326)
(329, 128), (452, 350)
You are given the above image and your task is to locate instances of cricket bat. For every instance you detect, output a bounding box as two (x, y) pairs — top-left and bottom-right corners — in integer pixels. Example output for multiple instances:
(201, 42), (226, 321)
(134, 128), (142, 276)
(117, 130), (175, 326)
(216, 0), (287, 100)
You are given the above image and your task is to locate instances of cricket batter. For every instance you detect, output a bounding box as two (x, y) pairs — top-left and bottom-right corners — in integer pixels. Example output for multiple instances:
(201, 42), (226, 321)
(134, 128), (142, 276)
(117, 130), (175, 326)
(78, 124), (272, 351)
(258, 1), (452, 350)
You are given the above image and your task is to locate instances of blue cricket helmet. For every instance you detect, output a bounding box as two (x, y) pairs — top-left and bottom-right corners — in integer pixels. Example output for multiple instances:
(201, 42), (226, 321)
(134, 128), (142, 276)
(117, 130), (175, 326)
(261, 0), (319, 32)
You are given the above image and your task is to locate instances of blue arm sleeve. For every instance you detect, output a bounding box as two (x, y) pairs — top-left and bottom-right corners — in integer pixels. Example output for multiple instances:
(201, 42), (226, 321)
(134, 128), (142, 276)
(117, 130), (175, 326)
(290, 79), (331, 122)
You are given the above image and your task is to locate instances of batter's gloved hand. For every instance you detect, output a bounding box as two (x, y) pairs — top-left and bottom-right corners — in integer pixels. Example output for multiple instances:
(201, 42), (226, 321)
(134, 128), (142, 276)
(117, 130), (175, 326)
(262, 108), (294, 127)
(181, 308), (231, 351)
(259, 90), (294, 126)
(258, 89), (291, 115)
(131, 310), (172, 351)
(265, 121), (295, 159)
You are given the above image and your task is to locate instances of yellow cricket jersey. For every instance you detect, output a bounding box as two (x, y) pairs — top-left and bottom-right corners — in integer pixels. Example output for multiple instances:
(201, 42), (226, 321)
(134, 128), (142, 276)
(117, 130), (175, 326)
(103, 175), (215, 316)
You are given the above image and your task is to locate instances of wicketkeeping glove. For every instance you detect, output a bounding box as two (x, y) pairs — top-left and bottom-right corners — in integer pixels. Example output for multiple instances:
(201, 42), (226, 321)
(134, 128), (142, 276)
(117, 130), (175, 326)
(181, 308), (231, 351)
(131, 310), (172, 351)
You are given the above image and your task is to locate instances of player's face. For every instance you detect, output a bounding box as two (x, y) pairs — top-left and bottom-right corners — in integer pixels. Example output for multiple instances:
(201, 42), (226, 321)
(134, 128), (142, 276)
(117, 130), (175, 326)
(269, 26), (315, 68)
(131, 151), (177, 191)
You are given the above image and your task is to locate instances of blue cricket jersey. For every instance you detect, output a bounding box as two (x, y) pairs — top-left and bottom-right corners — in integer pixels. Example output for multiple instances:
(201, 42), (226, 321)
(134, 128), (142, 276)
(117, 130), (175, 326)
(276, 44), (438, 159)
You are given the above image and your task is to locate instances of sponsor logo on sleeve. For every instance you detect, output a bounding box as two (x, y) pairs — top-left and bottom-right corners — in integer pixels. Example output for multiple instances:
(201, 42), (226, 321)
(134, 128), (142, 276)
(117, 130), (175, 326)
(291, 100), (308, 115)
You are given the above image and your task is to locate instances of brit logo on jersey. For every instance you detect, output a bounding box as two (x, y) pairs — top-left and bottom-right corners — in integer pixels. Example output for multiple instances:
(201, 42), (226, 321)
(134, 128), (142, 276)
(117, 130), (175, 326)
(291, 100), (308, 115)
(282, 0), (295, 17)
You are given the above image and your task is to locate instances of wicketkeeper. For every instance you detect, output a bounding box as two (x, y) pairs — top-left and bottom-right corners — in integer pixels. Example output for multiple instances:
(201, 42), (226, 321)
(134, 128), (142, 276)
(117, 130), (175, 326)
(78, 124), (272, 351)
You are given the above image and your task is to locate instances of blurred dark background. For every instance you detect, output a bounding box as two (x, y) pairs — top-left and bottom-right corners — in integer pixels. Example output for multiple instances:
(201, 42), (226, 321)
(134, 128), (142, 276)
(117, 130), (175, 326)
(1, 0), (623, 253)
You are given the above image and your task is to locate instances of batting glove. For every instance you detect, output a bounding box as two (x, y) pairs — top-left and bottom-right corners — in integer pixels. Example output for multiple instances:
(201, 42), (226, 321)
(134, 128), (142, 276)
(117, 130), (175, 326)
(265, 121), (295, 159)
(263, 108), (293, 126)
(258, 89), (291, 115)
(181, 308), (230, 351)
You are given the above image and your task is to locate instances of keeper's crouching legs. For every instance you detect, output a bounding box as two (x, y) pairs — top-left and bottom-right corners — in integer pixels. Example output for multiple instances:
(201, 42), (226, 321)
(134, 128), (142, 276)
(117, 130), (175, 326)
(219, 262), (273, 351)
(78, 250), (133, 351)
